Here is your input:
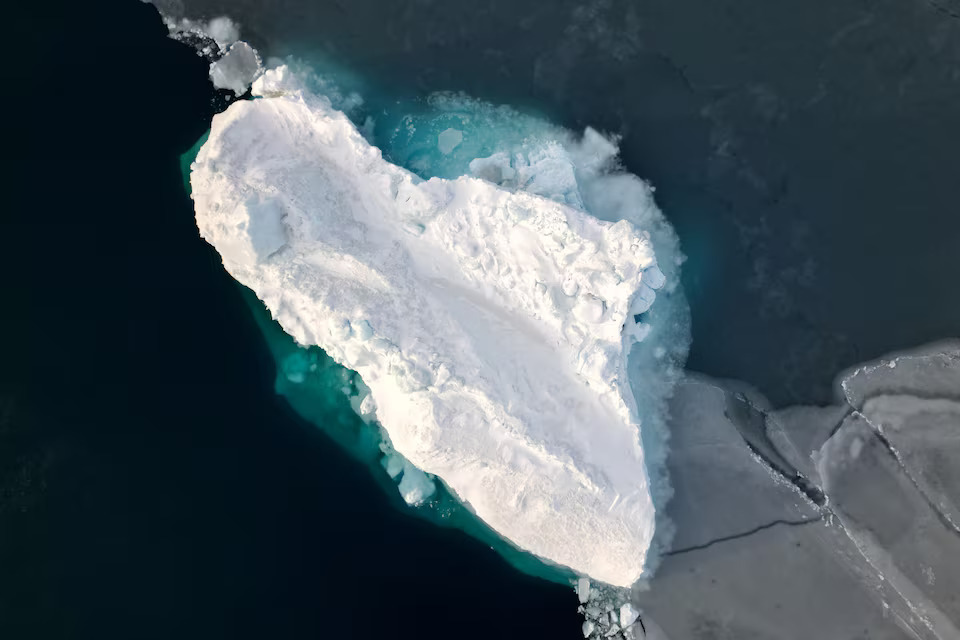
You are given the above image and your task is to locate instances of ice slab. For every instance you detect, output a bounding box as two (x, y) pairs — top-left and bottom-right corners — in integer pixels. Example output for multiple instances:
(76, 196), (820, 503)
(437, 128), (463, 154)
(191, 66), (675, 587)
(209, 41), (262, 96)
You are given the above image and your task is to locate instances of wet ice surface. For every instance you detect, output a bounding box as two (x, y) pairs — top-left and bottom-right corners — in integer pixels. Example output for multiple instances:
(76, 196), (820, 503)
(613, 342), (960, 640)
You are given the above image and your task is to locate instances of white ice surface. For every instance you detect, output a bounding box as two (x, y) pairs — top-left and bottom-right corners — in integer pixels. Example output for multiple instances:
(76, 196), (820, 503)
(209, 41), (262, 96)
(191, 66), (670, 586)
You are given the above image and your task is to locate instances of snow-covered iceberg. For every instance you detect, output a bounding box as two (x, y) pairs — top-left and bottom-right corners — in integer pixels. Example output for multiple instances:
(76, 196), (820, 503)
(191, 67), (674, 586)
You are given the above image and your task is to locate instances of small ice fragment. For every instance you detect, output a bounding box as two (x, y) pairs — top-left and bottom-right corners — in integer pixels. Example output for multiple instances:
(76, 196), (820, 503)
(577, 577), (591, 604)
(209, 41), (262, 95)
(630, 283), (656, 315)
(619, 603), (640, 628)
(642, 265), (665, 289)
(382, 454), (405, 479)
(358, 393), (377, 418)
(437, 128), (463, 154)
(582, 620), (595, 637)
(397, 461), (436, 505)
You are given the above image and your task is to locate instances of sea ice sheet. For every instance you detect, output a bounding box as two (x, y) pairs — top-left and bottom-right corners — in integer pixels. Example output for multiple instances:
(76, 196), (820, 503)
(191, 66), (675, 587)
(619, 347), (959, 639)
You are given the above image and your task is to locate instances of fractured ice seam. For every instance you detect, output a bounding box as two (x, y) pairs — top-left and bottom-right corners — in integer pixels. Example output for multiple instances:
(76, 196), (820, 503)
(664, 516), (824, 557)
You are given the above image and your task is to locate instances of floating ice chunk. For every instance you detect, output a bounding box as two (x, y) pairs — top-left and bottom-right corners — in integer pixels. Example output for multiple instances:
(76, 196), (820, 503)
(192, 66), (673, 586)
(641, 265), (665, 290)
(358, 392), (377, 419)
(382, 453), (405, 480)
(209, 41), (263, 96)
(396, 460), (436, 505)
(577, 578), (592, 604)
(619, 603), (639, 628)
(437, 128), (463, 154)
(469, 152), (516, 184)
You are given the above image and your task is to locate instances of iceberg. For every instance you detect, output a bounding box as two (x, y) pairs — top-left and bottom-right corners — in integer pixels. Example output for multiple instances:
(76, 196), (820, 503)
(191, 66), (675, 586)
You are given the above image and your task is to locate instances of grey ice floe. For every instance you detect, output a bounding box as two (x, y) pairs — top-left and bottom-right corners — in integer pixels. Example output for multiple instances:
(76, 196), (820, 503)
(208, 41), (263, 96)
(612, 346), (959, 639)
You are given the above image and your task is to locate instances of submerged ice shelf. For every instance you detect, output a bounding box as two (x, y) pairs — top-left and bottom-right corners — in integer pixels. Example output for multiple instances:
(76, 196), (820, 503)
(190, 66), (683, 587)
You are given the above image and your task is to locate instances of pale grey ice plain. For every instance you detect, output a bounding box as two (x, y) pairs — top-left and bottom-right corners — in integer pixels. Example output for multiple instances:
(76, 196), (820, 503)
(619, 342), (960, 640)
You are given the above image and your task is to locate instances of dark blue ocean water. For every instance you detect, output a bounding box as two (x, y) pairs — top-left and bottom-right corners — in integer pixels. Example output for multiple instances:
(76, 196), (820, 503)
(2, 0), (958, 638)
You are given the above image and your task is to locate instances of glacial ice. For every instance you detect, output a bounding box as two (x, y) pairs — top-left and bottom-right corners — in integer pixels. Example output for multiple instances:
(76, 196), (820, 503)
(191, 66), (679, 586)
